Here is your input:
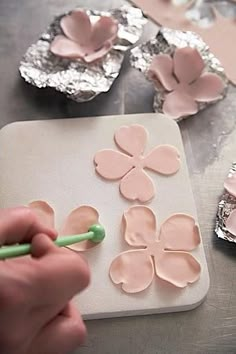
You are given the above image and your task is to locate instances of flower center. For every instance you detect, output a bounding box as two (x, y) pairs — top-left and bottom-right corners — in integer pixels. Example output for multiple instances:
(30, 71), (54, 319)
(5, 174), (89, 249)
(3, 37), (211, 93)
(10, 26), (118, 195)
(175, 81), (191, 95)
(131, 155), (145, 168)
(146, 240), (163, 256)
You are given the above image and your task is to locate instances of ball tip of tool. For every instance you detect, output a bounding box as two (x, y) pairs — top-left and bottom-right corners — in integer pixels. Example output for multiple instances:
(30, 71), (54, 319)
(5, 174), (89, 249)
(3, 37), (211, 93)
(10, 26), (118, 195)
(88, 224), (105, 243)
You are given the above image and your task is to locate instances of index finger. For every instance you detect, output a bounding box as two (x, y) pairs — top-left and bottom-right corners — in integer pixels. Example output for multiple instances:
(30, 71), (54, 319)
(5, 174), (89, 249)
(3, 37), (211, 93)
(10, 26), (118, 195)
(0, 207), (57, 246)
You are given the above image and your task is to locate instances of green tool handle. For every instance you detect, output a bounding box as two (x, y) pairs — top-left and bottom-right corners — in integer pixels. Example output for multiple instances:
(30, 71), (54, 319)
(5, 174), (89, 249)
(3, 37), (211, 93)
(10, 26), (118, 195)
(0, 224), (105, 260)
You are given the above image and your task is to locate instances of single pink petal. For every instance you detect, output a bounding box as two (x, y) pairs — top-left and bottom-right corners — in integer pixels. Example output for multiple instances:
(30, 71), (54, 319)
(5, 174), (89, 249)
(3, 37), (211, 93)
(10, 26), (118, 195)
(29, 200), (55, 229)
(163, 90), (198, 119)
(91, 16), (118, 51)
(115, 125), (148, 157)
(84, 41), (112, 63)
(160, 214), (200, 251)
(50, 35), (87, 59)
(148, 54), (177, 91)
(225, 209), (236, 236)
(120, 168), (155, 202)
(94, 149), (133, 180)
(190, 73), (225, 102)
(154, 250), (201, 287)
(173, 47), (204, 84)
(123, 206), (157, 247)
(224, 173), (236, 197)
(60, 10), (92, 45)
(144, 145), (180, 175)
(60, 206), (99, 251)
(110, 250), (154, 293)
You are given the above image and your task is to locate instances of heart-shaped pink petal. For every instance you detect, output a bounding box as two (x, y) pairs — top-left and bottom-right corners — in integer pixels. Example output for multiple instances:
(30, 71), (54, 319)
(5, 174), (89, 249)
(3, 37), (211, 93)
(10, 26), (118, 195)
(123, 206), (157, 247)
(110, 250), (154, 293)
(190, 73), (225, 102)
(163, 90), (198, 119)
(60, 10), (92, 45)
(148, 54), (177, 91)
(50, 35), (87, 59)
(173, 47), (204, 84)
(91, 16), (118, 51)
(154, 250), (201, 287)
(60, 205), (99, 251)
(94, 149), (133, 180)
(160, 214), (200, 251)
(119, 167), (155, 202)
(115, 124), (148, 157)
(29, 200), (55, 229)
(144, 145), (180, 175)
(224, 173), (236, 197)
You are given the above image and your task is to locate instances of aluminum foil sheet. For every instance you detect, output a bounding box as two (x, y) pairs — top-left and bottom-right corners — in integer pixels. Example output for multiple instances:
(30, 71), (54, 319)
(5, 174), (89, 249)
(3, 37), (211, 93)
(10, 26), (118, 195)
(216, 163), (236, 243)
(130, 28), (228, 121)
(19, 5), (146, 102)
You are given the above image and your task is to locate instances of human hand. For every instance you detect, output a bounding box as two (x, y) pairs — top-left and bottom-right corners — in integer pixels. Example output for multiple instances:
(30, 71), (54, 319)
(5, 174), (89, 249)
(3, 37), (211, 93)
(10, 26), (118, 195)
(0, 207), (90, 354)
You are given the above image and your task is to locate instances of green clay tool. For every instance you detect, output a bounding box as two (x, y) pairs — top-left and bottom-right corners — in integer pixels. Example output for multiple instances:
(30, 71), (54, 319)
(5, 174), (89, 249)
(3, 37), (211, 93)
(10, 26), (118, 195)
(0, 224), (105, 260)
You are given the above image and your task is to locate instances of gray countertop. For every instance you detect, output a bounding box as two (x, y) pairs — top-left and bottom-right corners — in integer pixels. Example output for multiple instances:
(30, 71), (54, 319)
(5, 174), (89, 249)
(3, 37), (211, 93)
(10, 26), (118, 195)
(0, 1), (236, 353)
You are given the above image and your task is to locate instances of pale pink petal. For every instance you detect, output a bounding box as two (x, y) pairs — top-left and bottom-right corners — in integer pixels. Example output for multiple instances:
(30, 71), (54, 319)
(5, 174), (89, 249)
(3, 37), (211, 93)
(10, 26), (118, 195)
(94, 149), (133, 180)
(148, 54), (177, 91)
(115, 125), (148, 157)
(29, 200), (55, 229)
(50, 35), (86, 59)
(224, 173), (236, 197)
(123, 206), (157, 247)
(160, 214), (200, 251)
(60, 10), (92, 45)
(154, 250), (201, 287)
(120, 168), (155, 202)
(60, 206), (99, 251)
(225, 209), (236, 236)
(91, 16), (118, 51)
(163, 90), (198, 119)
(110, 250), (154, 293)
(144, 145), (180, 175)
(84, 41), (112, 63)
(174, 47), (204, 84)
(190, 73), (225, 102)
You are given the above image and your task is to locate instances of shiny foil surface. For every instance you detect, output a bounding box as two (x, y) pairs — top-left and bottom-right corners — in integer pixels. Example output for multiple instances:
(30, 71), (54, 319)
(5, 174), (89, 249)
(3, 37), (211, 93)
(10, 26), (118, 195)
(216, 163), (236, 243)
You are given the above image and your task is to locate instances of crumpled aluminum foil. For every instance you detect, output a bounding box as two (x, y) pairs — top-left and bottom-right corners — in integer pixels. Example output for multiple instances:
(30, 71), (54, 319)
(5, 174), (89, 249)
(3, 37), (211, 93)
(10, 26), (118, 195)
(215, 163), (236, 243)
(130, 28), (228, 121)
(19, 5), (146, 102)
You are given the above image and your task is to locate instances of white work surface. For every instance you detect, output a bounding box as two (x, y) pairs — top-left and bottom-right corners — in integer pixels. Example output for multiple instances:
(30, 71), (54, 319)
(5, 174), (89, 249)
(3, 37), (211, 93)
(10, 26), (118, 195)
(0, 113), (209, 319)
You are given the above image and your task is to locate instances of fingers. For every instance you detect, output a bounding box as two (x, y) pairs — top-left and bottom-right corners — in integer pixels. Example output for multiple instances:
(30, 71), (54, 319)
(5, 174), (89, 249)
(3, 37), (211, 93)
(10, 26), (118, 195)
(0, 207), (57, 246)
(30, 242), (90, 307)
(32, 302), (87, 354)
(31, 233), (58, 258)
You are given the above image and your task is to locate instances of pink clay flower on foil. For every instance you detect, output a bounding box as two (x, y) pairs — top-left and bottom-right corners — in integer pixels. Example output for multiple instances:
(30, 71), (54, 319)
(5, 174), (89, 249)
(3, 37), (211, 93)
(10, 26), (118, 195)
(110, 206), (201, 293)
(94, 124), (180, 203)
(50, 10), (118, 63)
(148, 46), (225, 119)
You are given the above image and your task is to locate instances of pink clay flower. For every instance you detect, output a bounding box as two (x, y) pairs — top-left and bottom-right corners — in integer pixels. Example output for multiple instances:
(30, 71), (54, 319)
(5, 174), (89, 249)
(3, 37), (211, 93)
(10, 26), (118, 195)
(110, 206), (201, 293)
(50, 10), (118, 63)
(148, 46), (225, 119)
(94, 124), (180, 203)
